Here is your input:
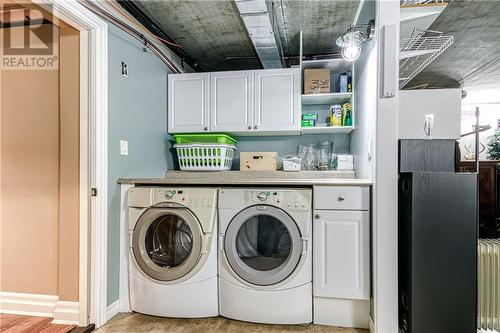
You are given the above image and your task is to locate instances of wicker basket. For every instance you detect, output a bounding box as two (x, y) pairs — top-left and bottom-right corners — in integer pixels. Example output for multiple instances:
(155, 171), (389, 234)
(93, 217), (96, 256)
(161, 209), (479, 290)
(174, 143), (236, 171)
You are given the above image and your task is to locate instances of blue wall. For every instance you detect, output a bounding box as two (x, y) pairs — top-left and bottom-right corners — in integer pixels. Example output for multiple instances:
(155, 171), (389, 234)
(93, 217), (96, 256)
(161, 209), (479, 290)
(235, 134), (348, 156)
(107, 25), (173, 305)
(167, 134), (349, 170)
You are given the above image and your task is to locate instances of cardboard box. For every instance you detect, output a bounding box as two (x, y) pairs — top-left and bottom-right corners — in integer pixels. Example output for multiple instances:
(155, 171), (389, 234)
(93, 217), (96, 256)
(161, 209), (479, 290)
(240, 152), (278, 171)
(304, 69), (330, 94)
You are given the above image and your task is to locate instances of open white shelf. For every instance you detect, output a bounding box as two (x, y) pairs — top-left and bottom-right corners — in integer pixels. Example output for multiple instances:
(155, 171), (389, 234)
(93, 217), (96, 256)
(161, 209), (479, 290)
(301, 126), (354, 134)
(301, 58), (351, 73)
(302, 92), (352, 106)
(299, 32), (355, 135)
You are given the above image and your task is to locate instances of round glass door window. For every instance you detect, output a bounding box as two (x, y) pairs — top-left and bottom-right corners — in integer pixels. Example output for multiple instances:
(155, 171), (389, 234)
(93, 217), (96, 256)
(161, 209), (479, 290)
(224, 205), (302, 286)
(145, 216), (192, 268)
(236, 215), (291, 271)
(133, 207), (202, 281)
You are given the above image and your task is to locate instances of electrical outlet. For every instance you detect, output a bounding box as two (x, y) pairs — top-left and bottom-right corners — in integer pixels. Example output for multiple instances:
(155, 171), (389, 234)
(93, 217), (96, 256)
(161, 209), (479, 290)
(424, 113), (434, 139)
(120, 140), (128, 156)
(121, 61), (128, 77)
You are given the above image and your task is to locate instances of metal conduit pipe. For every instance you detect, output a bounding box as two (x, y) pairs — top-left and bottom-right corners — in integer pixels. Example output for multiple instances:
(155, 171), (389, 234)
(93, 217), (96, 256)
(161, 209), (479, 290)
(77, 0), (182, 74)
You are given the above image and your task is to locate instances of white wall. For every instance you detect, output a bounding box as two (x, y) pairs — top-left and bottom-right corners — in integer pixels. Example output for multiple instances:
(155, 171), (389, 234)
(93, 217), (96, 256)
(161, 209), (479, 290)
(107, 24), (172, 306)
(398, 89), (462, 140)
(372, 0), (400, 332)
(350, 38), (377, 179)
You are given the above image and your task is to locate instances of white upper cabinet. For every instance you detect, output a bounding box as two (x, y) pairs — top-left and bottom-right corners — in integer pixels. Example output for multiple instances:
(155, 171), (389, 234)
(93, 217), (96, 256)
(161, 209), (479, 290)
(254, 68), (300, 132)
(168, 73), (210, 133)
(167, 68), (300, 135)
(313, 210), (370, 300)
(211, 71), (253, 132)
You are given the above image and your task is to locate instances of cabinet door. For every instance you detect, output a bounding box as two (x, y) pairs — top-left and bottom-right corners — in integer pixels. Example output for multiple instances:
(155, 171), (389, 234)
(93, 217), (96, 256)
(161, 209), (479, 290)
(211, 71), (253, 132)
(168, 73), (209, 133)
(313, 210), (370, 300)
(254, 68), (300, 132)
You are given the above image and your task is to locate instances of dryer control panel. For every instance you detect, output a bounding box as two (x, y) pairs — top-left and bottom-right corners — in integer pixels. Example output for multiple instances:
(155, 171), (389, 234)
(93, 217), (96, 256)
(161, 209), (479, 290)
(244, 189), (311, 212)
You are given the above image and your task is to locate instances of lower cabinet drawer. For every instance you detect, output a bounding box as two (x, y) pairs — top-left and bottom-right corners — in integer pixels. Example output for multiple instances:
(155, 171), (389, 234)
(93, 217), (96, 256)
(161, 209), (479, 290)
(313, 209), (370, 300)
(314, 186), (370, 211)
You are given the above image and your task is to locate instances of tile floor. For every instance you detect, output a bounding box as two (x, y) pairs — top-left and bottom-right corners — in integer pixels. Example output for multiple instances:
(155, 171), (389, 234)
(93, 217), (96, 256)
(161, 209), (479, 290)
(95, 313), (369, 333)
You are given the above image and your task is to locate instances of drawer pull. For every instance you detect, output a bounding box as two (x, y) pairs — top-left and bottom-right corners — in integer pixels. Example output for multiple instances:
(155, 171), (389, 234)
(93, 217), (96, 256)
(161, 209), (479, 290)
(337, 196), (345, 201)
(315, 213), (321, 219)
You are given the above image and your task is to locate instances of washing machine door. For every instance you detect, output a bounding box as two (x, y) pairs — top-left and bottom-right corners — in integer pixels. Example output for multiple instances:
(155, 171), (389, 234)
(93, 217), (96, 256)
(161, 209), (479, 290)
(132, 204), (203, 281)
(224, 205), (302, 286)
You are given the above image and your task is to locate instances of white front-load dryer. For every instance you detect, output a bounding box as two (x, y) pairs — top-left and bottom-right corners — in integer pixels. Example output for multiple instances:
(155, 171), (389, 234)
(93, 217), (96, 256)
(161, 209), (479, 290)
(127, 187), (218, 318)
(218, 188), (312, 324)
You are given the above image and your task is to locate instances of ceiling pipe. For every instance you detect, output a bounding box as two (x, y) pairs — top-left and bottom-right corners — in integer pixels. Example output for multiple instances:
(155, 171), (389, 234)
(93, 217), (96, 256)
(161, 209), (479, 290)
(116, 0), (204, 72)
(234, 0), (284, 69)
(78, 0), (183, 73)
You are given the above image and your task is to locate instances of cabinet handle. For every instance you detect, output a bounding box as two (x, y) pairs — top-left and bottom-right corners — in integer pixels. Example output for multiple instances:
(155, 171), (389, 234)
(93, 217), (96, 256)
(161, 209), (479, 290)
(248, 126), (252, 130)
(254, 125), (258, 130)
(204, 127), (208, 131)
(315, 213), (321, 219)
(337, 196), (345, 201)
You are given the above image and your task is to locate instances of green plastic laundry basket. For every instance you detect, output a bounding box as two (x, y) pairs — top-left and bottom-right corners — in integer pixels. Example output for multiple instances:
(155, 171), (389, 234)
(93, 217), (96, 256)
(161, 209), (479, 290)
(173, 133), (237, 145)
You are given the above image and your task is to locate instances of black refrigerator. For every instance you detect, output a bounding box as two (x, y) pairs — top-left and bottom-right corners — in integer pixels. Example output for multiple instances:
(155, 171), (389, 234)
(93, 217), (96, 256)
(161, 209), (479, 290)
(398, 140), (478, 333)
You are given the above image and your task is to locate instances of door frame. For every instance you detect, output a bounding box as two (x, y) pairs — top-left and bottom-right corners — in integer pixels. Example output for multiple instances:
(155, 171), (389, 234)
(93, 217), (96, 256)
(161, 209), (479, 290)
(34, 0), (108, 328)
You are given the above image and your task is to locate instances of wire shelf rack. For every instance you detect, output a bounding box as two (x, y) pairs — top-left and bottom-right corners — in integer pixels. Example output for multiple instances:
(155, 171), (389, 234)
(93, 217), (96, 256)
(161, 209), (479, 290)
(399, 30), (453, 88)
(400, 0), (445, 6)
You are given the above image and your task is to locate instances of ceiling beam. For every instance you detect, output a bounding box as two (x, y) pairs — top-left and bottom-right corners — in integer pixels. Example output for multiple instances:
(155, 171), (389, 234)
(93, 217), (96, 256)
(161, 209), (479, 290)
(235, 0), (283, 68)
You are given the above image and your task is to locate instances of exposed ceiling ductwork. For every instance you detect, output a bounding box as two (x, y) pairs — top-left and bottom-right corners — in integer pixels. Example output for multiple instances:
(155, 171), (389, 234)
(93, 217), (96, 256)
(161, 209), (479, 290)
(234, 0), (284, 69)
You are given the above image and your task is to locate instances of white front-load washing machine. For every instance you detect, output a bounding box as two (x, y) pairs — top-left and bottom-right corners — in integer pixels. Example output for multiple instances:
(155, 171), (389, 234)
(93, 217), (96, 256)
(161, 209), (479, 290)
(127, 187), (218, 318)
(218, 188), (312, 324)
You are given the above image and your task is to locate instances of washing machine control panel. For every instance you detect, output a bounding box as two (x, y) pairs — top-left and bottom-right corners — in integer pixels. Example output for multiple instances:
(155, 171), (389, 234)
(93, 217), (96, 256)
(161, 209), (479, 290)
(247, 190), (310, 211)
(152, 188), (216, 208)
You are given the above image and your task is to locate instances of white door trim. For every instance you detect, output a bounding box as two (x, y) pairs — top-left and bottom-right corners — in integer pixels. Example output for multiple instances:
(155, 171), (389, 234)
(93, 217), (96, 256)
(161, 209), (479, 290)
(33, 0), (109, 328)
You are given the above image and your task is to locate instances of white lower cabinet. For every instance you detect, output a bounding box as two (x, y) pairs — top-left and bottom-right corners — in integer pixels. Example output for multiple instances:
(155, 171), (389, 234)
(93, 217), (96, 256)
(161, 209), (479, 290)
(313, 210), (370, 299)
(313, 186), (370, 328)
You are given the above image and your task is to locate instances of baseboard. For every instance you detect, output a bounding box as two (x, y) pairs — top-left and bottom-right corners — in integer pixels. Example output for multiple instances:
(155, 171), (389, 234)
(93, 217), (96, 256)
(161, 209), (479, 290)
(313, 297), (370, 329)
(106, 300), (120, 322)
(53, 301), (80, 325)
(0, 292), (79, 325)
(0, 292), (58, 317)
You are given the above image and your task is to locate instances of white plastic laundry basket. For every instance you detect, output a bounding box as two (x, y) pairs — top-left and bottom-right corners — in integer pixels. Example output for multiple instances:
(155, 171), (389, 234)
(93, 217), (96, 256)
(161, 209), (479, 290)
(174, 143), (236, 171)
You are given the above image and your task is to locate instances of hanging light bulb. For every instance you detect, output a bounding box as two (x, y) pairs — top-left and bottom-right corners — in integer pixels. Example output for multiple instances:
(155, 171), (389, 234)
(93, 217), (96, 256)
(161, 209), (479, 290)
(337, 28), (362, 61)
(336, 21), (374, 62)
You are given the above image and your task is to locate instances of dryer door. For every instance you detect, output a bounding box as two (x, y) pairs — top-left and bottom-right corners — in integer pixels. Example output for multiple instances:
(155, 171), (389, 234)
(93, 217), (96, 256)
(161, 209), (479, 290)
(132, 206), (203, 281)
(224, 205), (302, 286)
